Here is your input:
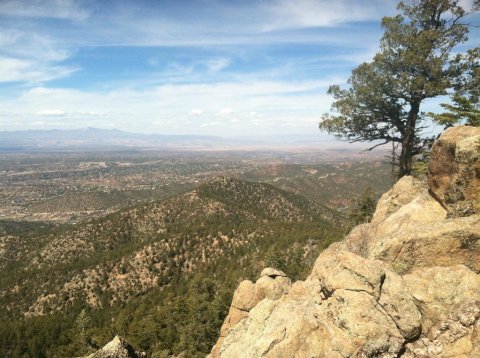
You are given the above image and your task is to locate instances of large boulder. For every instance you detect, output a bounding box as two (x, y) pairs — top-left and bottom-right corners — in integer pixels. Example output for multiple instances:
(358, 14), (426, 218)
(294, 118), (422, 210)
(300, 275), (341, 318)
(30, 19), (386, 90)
(213, 250), (422, 358)
(368, 214), (480, 274)
(428, 125), (480, 216)
(208, 268), (291, 358)
(310, 250), (386, 299)
(209, 126), (480, 358)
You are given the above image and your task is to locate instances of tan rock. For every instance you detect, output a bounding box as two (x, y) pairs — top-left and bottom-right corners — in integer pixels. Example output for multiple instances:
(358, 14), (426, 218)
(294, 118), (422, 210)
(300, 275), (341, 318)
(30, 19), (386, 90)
(337, 177), (447, 260)
(215, 269), (292, 344)
(218, 289), (405, 358)
(230, 271), (291, 314)
(403, 302), (480, 358)
(207, 338), (223, 358)
(335, 222), (373, 258)
(379, 270), (422, 341)
(220, 306), (249, 336)
(374, 194), (446, 237)
(310, 249), (385, 299)
(371, 176), (426, 225)
(403, 265), (480, 331)
(231, 280), (256, 311)
(318, 289), (404, 357)
(287, 279), (324, 303)
(428, 125), (480, 216)
(368, 215), (480, 274)
(255, 275), (291, 301)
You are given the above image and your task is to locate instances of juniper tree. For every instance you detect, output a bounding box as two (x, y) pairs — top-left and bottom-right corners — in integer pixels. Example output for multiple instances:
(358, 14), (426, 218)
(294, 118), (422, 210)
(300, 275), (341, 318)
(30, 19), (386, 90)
(320, 0), (479, 178)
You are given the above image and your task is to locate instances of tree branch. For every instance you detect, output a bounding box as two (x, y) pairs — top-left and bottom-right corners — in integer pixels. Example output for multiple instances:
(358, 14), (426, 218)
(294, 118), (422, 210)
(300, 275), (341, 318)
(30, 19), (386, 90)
(362, 140), (390, 152)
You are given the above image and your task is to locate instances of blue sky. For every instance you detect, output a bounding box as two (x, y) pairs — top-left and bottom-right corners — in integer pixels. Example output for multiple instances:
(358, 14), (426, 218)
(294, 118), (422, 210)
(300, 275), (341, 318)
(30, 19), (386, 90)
(0, 0), (478, 137)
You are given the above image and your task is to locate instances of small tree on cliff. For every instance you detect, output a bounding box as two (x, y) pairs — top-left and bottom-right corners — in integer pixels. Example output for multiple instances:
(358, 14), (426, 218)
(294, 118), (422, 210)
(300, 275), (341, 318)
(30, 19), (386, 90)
(319, 0), (479, 178)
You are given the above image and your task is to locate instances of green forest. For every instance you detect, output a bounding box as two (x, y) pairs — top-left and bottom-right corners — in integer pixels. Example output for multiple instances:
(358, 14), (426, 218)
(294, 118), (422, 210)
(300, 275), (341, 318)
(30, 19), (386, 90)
(0, 179), (349, 357)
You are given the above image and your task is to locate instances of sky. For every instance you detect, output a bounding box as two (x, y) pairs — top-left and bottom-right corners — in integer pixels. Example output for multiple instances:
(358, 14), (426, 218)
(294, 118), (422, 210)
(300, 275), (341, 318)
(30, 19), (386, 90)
(0, 0), (478, 137)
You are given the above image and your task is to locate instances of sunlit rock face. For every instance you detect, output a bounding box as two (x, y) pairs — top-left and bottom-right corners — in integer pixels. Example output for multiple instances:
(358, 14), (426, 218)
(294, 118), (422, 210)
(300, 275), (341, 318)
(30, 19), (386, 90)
(209, 126), (480, 358)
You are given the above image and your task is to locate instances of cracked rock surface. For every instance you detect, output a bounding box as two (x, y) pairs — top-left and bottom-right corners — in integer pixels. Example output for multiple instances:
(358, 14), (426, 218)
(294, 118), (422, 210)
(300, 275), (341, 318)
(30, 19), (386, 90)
(208, 126), (480, 358)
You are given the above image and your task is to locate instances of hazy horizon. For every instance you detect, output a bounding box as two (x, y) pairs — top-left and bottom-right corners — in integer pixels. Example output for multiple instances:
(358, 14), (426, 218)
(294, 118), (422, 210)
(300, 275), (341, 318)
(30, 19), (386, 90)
(0, 126), (397, 154)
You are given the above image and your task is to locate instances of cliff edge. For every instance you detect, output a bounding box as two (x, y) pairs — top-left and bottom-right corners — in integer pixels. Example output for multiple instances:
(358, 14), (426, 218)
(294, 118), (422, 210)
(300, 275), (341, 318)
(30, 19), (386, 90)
(209, 126), (480, 358)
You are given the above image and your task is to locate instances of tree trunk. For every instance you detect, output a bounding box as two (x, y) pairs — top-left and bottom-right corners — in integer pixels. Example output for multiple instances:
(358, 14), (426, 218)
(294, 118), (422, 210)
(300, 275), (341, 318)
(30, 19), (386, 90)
(398, 100), (420, 178)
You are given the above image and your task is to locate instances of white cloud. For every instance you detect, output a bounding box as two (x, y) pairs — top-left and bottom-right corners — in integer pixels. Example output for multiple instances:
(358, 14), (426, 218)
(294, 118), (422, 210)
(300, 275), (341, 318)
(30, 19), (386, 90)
(203, 58), (230, 72)
(0, 0), (90, 20)
(0, 31), (20, 47)
(0, 29), (77, 84)
(1, 0), (399, 137)
(1, 80), (335, 135)
(76, 111), (106, 116)
(0, 0), (392, 91)
(0, 58), (29, 79)
(27, 0), (392, 50)
(157, 58), (231, 79)
(216, 108), (235, 117)
(189, 109), (204, 116)
(459, 0), (476, 10)
(201, 121), (222, 127)
(148, 57), (159, 67)
(0, 57), (77, 83)
(261, 0), (394, 31)
(2, 31), (71, 62)
(35, 109), (66, 116)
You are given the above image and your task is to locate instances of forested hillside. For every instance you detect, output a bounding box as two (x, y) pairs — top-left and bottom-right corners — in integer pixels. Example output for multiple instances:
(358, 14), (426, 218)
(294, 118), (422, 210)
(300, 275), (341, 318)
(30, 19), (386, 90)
(0, 178), (344, 357)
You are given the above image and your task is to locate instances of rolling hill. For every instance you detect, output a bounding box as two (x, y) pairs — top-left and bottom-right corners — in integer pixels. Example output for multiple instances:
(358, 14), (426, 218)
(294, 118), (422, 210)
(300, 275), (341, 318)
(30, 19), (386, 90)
(0, 177), (343, 357)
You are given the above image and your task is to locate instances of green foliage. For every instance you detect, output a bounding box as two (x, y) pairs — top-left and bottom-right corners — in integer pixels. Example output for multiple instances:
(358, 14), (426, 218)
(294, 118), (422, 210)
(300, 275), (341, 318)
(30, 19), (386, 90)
(320, 0), (479, 177)
(76, 308), (97, 353)
(241, 161), (392, 212)
(411, 159), (429, 178)
(410, 134), (437, 178)
(0, 178), (346, 357)
(430, 48), (480, 127)
(348, 188), (377, 226)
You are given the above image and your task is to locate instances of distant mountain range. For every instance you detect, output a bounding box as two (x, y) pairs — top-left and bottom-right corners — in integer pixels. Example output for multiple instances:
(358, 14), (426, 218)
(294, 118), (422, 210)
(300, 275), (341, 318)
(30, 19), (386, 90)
(0, 127), (221, 151)
(0, 127), (379, 152)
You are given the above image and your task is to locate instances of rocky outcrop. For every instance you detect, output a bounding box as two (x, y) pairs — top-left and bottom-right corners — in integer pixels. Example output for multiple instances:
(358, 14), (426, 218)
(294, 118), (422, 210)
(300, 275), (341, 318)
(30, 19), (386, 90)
(85, 336), (143, 358)
(209, 126), (480, 358)
(428, 125), (480, 216)
(209, 268), (291, 357)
